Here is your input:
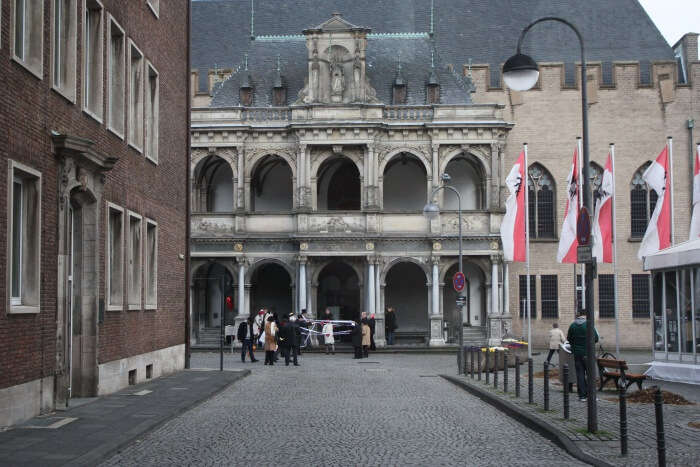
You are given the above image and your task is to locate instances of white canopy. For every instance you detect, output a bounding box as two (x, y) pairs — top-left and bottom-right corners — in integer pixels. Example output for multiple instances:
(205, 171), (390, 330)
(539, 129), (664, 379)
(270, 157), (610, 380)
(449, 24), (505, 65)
(643, 238), (700, 271)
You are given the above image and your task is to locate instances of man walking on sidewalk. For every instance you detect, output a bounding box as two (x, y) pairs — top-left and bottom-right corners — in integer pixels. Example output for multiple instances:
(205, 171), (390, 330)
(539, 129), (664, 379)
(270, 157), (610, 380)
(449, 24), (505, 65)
(567, 312), (598, 401)
(238, 316), (258, 363)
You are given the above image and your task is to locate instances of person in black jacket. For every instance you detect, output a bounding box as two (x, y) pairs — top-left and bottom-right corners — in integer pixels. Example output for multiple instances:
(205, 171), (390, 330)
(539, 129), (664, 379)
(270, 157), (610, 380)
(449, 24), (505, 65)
(237, 316), (258, 363)
(278, 317), (299, 366)
(351, 320), (363, 359)
(385, 307), (398, 345)
(368, 313), (376, 351)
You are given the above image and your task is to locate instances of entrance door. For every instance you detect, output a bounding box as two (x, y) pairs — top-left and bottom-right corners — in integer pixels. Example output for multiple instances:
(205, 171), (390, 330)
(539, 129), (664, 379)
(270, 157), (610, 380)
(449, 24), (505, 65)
(317, 261), (360, 321)
(67, 206), (75, 399)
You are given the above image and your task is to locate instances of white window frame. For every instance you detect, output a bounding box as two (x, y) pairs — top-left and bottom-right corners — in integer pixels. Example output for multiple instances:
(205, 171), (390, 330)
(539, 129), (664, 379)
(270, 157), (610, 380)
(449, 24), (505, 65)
(144, 218), (158, 309)
(146, 0), (159, 18)
(51, 0), (77, 102)
(145, 60), (159, 164)
(106, 202), (124, 311)
(11, 0), (44, 79)
(7, 159), (42, 314)
(82, 0), (104, 122)
(127, 210), (142, 310)
(127, 38), (144, 152)
(106, 14), (125, 139)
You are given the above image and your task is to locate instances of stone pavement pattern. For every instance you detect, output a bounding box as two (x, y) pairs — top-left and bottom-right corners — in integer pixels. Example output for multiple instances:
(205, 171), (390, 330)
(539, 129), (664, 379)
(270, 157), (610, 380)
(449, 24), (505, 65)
(458, 355), (700, 467)
(103, 353), (586, 466)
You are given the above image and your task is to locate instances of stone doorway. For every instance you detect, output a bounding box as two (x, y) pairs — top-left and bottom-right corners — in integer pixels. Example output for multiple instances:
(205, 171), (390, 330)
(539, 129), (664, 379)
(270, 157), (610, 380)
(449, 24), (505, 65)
(316, 261), (361, 335)
(250, 262), (294, 318)
(384, 261), (429, 344)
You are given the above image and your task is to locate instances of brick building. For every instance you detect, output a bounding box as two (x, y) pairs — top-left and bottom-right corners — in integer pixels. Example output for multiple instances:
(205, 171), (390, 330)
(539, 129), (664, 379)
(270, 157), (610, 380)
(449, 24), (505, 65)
(187, 1), (698, 354)
(1, 0), (189, 427)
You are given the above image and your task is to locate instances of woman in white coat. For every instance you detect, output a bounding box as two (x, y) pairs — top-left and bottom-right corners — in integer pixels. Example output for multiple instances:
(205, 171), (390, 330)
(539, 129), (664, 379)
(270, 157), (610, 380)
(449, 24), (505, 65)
(322, 321), (335, 355)
(546, 322), (566, 366)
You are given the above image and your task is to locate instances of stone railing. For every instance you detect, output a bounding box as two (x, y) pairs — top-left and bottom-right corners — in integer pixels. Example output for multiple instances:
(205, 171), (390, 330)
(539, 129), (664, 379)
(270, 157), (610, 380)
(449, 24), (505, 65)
(241, 107), (292, 122)
(383, 106), (434, 120)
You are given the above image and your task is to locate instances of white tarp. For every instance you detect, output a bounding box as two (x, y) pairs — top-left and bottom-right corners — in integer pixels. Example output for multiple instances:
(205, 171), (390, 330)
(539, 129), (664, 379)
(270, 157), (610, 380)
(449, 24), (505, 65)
(644, 361), (700, 385)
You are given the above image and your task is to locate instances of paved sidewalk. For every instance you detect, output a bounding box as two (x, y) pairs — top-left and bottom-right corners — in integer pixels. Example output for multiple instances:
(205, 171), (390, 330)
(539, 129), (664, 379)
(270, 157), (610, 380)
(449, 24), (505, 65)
(451, 361), (700, 466)
(0, 369), (248, 466)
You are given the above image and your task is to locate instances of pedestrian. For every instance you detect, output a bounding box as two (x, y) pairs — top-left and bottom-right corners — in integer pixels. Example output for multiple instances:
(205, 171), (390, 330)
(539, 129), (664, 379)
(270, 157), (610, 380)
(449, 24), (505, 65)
(351, 320), (363, 359)
(264, 315), (278, 366)
(290, 313), (302, 361)
(546, 322), (566, 366)
(567, 312), (599, 401)
(361, 318), (371, 358)
(237, 315), (259, 363)
(302, 309), (317, 349)
(254, 309), (265, 341)
(278, 315), (299, 366)
(385, 307), (398, 345)
(322, 320), (335, 354)
(322, 307), (333, 321)
(368, 313), (376, 351)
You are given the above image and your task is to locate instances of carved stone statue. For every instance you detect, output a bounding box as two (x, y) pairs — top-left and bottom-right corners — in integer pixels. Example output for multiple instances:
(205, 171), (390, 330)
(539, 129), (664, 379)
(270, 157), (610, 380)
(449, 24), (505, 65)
(307, 47), (320, 103)
(330, 60), (345, 102)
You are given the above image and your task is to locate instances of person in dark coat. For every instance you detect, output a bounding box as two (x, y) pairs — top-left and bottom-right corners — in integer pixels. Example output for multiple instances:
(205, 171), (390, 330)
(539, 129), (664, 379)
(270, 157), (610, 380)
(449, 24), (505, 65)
(385, 307), (398, 345)
(351, 320), (363, 359)
(278, 317), (299, 366)
(368, 314), (376, 351)
(567, 312), (599, 401)
(237, 316), (259, 363)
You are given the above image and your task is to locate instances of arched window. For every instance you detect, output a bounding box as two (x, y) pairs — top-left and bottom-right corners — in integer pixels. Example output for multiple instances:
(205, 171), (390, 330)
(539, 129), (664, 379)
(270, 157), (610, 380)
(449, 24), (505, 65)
(250, 155), (293, 212)
(528, 164), (555, 239)
(383, 153), (427, 211)
(317, 156), (361, 211)
(630, 162), (657, 238)
(193, 155), (233, 212)
(444, 154), (485, 210)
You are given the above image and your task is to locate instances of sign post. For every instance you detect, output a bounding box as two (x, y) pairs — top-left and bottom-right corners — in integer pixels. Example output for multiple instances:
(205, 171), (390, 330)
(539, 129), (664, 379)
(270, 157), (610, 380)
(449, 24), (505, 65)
(577, 207), (593, 264)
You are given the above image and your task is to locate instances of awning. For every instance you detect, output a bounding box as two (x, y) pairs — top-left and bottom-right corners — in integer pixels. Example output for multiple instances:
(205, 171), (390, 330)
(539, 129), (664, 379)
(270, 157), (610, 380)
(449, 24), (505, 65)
(643, 238), (700, 271)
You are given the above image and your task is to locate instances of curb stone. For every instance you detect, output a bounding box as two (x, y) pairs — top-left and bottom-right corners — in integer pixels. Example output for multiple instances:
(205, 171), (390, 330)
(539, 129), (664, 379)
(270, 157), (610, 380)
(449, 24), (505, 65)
(441, 374), (613, 467)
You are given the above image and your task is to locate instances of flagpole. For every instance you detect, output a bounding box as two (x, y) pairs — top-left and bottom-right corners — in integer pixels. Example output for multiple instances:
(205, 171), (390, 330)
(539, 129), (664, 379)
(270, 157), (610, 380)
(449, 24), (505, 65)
(611, 143), (620, 357)
(668, 137), (674, 245)
(577, 137), (586, 312)
(524, 143), (532, 359)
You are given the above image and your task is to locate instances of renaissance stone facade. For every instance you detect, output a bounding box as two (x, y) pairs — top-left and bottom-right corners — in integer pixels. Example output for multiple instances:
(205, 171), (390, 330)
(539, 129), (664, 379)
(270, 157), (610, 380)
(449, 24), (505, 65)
(190, 1), (699, 350)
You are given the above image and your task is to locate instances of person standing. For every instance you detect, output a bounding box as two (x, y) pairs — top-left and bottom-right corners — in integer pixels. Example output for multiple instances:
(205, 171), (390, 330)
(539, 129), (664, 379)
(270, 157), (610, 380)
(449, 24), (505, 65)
(254, 310), (265, 342)
(361, 318), (371, 358)
(264, 315), (278, 366)
(546, 322), (566, 366)
(322, 320), (335, 355)
(237, 315), (258, 363)
(278, 316), (298, 366)
(385, 307), (398, 345)
(351, 320), (363, 359)
(567, 312), (599, 401)
(368, 313), (376, 351)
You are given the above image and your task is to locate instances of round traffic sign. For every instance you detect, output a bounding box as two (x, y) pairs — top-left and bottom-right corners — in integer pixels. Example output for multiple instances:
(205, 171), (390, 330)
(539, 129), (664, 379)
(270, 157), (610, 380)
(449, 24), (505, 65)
(577, 206), (591, 246)
(453, 272), (466, 292)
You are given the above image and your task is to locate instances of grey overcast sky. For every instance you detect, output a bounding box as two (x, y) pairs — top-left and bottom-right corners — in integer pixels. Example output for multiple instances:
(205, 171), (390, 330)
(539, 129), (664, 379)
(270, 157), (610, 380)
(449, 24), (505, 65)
(639, 0), (699, 48)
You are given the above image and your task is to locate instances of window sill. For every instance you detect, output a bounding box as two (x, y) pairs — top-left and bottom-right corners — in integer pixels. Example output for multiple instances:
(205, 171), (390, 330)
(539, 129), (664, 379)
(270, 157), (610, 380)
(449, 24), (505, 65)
(145, 304), (157, 311)
(628, 237), (643, 243)
(83, 108), (104, 124)
(147, 2), (159, 18)
(107, 125), (125, 141)
(128, 141), (143, 154)
(530, 237), (559, 243)
(51, 85), (77, 104)
(9, 305), (40, 314)
(128, 304), (142, 311)
(106, 304), (124, 312)
(145, 154), (159, 166)
(12, 56), (43, 80)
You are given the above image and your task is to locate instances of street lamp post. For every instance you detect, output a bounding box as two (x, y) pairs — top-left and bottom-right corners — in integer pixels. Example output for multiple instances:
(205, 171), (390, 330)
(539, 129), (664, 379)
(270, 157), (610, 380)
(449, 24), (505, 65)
(424, 173), (466, 374)
(502, 17), (598, 432)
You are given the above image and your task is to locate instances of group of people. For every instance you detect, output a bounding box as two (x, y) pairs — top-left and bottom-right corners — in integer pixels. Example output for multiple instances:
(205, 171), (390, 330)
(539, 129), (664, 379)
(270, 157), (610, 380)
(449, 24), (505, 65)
(545, 312), (600, 402)
(350, 312), (377, 359)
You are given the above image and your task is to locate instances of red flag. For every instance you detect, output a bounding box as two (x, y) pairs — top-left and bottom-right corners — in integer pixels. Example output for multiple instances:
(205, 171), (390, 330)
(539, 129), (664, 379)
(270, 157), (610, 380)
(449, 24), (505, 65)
(638, 146), (672, 259)
(689, 148), (700, 239)
(557, 148), (579, 263)
(593, 154), (613, 263)
(501, 151), (527, 262)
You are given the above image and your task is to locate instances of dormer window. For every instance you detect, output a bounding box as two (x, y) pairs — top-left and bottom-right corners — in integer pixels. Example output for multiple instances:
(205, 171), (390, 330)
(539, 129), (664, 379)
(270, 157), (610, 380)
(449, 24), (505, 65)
(393, 77), (407, 105)
(239, 80), (253, 106)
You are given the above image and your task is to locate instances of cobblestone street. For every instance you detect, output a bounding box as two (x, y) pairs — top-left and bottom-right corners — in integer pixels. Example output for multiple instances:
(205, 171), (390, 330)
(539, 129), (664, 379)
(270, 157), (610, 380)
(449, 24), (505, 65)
(102, 353), (586, 466)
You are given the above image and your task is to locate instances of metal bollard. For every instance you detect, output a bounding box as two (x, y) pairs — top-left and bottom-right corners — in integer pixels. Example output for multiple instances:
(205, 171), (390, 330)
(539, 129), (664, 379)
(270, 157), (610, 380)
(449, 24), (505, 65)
(494, 350), (499, 389)
(462, 347), (468, 375)
(543, 362), (550, 411)
(470, 349), (475, 378)
(477, 349), (482, 381)
(619, 366), (628, 457)
(515, 356), (521, 398)
(485, 350), (490, 384)
(563, 364), (570, 419)
(503, 353), (509, 393)
(654, 386), (665, 467)
(527, 358), (534, 404)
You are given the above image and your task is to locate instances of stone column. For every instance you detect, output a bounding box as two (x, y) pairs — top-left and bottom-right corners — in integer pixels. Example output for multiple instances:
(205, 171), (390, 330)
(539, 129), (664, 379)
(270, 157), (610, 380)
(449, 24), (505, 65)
(367, 257), (375, 317)
(237, 260), (246, 317)
(503, 263), (509, 316)
(488, 255), (511, 345)
(298, 256), (307, 313)
(429, 257), (446, 346)
(236, 146), (245, 210)
(491, 259), (499, 316)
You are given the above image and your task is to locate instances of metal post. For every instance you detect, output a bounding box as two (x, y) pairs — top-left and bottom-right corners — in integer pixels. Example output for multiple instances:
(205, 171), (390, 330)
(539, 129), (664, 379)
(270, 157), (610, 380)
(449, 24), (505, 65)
(619, 366), (628, 456)
(503, 352), (509, 393)
(528, 358), (533, 404)
(563, 364), (570, 419)
(477, 349), (482, 381)
(219, 275), (225, 372)
(463, 347), (468, 375)
(543, 362), (550, 411)
(654, 386), (666, 467)
(515, 356), (521, 398)
(485, 350), (490, 384)
(471, 348), (475, 378)
(494, 350), (499, 389)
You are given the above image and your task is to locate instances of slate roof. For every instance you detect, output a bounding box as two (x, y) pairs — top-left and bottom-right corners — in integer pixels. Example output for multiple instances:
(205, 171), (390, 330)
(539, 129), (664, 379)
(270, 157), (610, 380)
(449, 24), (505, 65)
(192, 0), (674, 107)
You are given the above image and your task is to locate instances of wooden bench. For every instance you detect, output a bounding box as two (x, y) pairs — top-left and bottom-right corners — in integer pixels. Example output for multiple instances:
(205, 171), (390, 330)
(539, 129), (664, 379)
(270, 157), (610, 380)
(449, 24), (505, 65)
(394, 331), (429, 344)
(597, 358), (646, 392)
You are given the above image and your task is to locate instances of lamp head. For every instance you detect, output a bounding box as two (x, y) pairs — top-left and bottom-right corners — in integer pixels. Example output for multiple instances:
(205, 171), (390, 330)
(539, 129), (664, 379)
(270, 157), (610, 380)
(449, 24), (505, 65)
(423, 202), (440, 220)
(502, 53), (540, 91)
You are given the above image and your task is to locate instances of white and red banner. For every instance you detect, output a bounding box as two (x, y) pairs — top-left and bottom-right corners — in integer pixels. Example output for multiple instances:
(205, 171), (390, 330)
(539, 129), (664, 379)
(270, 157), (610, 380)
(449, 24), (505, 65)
(557, 149), (579, 263)
(638, 146), (672, 260)
(501, 151), (527, 262)
(593, 154), (614, 263)
(689, 148), (700, 240)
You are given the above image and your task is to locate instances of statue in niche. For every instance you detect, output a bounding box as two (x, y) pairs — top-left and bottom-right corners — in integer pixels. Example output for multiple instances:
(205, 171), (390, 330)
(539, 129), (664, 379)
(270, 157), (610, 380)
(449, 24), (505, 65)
(353, 49), (362, 101)
(307, 47), (320, 103)
(330, 58), (345, 102)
